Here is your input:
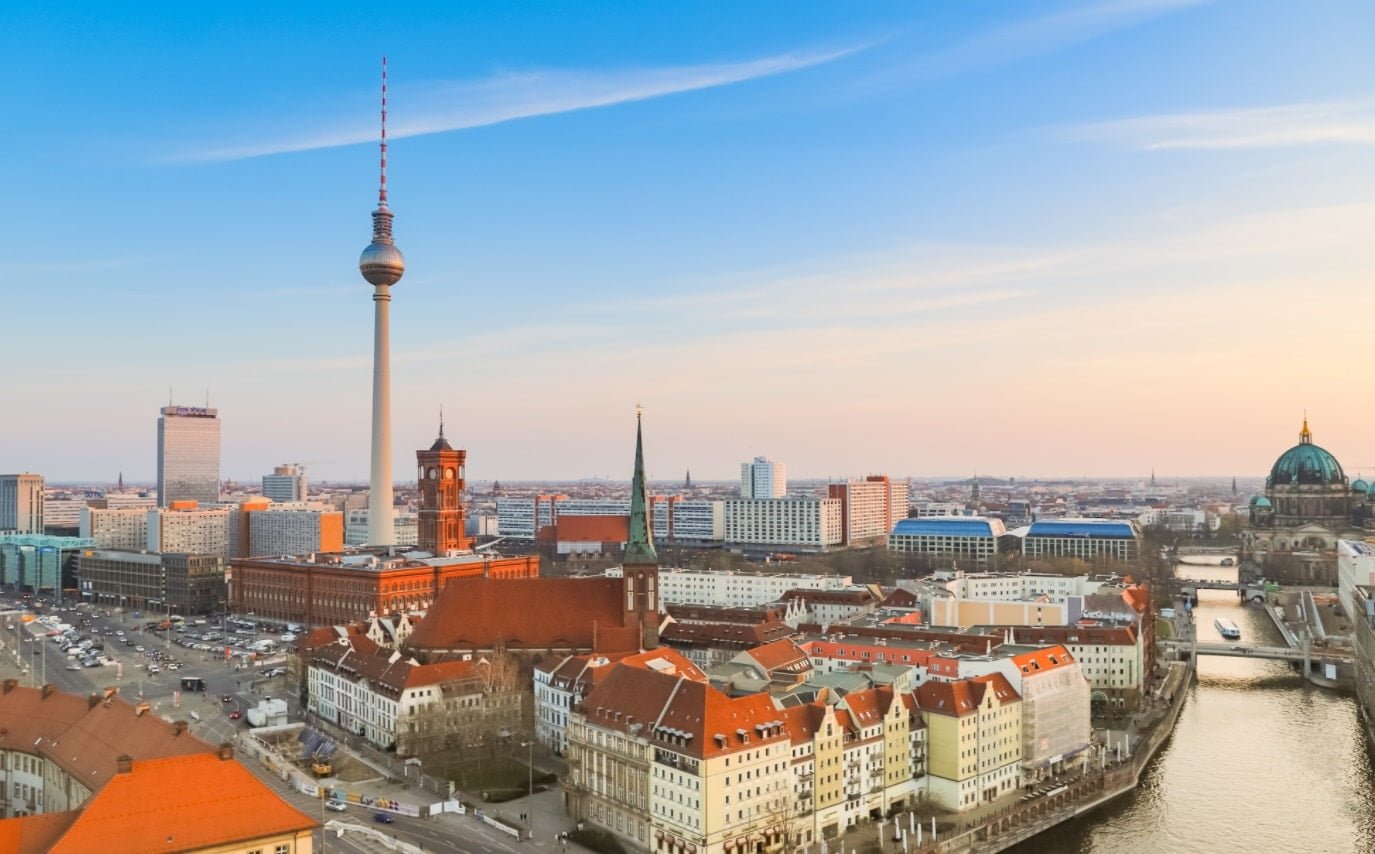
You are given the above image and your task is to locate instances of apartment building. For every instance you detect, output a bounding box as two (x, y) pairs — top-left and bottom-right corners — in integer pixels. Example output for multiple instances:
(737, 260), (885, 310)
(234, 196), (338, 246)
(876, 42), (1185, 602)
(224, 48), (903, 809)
(828, 476), (909, 546)
(608, 568), (853, 609)
(724, 498), (843, 551)
(79, 505), (148, 551)
(916, 674), (1022, 811)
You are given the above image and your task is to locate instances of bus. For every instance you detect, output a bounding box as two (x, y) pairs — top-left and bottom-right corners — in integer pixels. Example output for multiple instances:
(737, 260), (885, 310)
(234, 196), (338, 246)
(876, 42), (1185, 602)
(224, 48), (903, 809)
(180, 676), (207, 692)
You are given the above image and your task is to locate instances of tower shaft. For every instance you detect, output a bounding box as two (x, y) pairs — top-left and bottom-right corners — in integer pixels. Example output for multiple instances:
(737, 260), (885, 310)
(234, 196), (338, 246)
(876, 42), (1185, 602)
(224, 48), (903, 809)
(368, 286), (394, 545)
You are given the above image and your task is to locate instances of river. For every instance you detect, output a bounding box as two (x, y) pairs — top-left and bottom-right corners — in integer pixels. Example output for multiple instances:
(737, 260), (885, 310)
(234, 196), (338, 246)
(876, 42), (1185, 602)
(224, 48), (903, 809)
(1013, 560), (1375, 853)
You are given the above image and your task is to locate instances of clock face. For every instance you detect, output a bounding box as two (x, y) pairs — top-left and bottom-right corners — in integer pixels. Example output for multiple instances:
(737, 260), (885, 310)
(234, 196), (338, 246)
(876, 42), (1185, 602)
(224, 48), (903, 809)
(445, 468), (455, 480)
(427, 467), (438, 479)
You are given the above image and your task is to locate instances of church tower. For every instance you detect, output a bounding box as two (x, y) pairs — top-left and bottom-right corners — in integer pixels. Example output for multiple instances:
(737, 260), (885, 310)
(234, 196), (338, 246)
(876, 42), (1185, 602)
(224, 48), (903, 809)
(416, 414), (472, 555)
(623, 412), (660, 649)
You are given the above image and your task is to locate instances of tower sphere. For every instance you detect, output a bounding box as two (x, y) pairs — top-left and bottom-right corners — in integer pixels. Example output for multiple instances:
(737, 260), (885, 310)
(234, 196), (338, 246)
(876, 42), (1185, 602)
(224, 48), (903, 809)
(360, 239), (405, 287)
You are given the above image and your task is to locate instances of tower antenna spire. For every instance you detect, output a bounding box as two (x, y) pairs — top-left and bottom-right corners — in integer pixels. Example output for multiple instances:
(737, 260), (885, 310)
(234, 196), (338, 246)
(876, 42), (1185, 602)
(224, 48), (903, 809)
(439, 405), (445, 439)
(379, 55), (389, 210)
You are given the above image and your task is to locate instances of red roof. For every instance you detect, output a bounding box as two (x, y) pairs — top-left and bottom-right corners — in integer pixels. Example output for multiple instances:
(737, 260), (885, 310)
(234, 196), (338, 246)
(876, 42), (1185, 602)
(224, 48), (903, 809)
(42, 753), (317, 853)
(407, 576), (641, 653)
(915, 680), (981, 717)
(743, 638), (810, 673)
(557, 515), (629, 543)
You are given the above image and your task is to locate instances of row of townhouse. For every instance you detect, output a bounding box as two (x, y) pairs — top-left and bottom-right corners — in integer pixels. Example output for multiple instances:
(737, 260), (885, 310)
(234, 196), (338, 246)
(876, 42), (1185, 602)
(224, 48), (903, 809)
(305, 634), (521, 756)
(564, 654), (931, 854)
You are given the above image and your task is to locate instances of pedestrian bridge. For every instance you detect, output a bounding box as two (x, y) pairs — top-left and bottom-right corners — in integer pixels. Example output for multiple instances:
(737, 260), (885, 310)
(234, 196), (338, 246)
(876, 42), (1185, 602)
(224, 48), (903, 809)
(1159, 639), (1351, 662)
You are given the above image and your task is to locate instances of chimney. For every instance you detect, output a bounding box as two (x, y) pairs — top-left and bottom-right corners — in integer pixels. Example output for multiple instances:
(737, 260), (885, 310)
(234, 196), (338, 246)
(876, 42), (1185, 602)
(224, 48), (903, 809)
(135, 702), (150, 717)
(89, 693), (101, 709)
(218, 742), (234, 761)
(42, 684), (56, 699)
(173, 720), (188, 736)
(115, 754), (133, 774)
(2, 679), (16, 694)
(103, 687), (119, 700)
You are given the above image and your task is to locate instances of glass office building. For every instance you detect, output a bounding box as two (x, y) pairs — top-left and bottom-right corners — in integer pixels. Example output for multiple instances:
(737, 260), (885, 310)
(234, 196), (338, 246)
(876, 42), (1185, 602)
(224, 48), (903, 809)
(157, 406), (221, 507)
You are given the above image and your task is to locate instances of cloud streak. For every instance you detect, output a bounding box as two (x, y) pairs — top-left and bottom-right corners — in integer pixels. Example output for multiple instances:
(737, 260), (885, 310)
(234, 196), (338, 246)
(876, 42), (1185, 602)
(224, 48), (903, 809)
(1064, 100), (1375, 150)
(865, 0), (1211, 88)
(188, 47), (864, 161)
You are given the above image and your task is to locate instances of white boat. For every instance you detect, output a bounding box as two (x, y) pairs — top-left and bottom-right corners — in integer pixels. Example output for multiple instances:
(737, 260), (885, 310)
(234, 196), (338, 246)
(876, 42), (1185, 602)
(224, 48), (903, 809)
(1215, 618), (1241, 640)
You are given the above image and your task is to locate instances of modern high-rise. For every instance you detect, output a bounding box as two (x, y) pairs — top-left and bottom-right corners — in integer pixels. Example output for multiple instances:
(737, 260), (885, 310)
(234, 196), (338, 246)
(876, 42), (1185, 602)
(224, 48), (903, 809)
(740, 456), (787, 498)
(828, 475), (909, 546)
(0, 474), (44, 533)
(262, 464), (308, 502)
(156, 406), (220, 507)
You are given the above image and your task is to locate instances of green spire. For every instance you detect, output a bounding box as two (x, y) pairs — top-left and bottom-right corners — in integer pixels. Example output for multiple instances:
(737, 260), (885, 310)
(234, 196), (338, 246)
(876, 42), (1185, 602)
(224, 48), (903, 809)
(624, 411), (657, 565)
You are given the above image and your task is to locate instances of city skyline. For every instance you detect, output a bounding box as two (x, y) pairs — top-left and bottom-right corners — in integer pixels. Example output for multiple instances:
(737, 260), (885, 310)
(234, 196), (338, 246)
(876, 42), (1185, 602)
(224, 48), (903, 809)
(6, 1), (1375, 482)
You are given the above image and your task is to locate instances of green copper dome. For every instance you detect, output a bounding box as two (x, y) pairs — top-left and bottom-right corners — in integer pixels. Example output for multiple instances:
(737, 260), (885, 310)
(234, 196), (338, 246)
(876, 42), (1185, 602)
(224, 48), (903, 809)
(1250, 495), (1272, 507)
(1268, 419), (1345, 487)
(1354, 479), (1369, 493)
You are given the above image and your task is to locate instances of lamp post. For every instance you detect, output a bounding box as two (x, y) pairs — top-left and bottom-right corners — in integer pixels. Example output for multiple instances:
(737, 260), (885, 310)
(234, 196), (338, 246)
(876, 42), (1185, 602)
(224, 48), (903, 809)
(522, 739), (534, 802)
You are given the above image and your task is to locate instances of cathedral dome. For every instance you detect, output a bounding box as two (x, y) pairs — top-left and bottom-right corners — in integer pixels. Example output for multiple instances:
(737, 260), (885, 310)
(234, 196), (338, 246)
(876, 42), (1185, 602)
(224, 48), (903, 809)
(1268, 419), (1345, 487)
(1354, 479), (1369, 493)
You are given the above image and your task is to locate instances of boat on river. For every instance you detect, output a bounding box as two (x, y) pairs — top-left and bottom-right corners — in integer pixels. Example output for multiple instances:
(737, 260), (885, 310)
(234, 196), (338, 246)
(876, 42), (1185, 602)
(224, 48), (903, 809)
(1215, 618), (1241, 640)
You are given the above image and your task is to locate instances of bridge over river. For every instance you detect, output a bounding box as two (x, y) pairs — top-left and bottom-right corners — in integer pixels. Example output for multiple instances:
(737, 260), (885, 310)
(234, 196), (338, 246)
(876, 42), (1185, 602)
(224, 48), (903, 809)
(1159, 638), (1351, 662)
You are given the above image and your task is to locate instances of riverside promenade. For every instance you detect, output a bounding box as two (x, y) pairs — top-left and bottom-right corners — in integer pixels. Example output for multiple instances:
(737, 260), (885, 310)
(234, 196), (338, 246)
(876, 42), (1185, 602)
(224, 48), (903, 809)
(892, 660), (1193, 854)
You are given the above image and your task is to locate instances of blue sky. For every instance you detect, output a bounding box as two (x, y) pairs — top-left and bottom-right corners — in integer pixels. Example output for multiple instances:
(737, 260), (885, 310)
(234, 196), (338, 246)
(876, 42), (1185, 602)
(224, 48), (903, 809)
(5, 1), (1375, 484)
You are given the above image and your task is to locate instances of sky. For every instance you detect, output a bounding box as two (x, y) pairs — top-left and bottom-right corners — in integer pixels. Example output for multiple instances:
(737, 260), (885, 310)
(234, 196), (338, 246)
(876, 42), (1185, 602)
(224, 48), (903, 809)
(4, 1), (1375, 484)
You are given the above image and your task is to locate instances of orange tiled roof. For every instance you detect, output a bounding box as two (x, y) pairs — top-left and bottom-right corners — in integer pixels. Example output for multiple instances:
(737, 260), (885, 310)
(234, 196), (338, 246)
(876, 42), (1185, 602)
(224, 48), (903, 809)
(1011, 644), (1076, 675)
(0, 812), (78, 854)
(915, 679), (981, 717)
(743, 638), (810, 673)
(0, 682), (214, 793)
(406, 576), (639, 653)
(970, 672), (1021, 704)
(618, 647), (708, 681)
(44, 753), (317, 854)
(557, 514), (630, 543)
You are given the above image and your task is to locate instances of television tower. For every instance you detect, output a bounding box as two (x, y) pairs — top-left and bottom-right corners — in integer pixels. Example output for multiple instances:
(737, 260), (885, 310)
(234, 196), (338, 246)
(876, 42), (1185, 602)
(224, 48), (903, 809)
(360, 57), (405, 546)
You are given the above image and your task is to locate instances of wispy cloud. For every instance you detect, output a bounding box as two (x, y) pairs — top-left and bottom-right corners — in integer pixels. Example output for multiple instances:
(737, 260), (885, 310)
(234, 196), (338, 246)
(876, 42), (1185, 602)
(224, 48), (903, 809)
(867, 0), (1211, 87)
(186, 47), (864, 161)
(1063, 100), (1375, 150)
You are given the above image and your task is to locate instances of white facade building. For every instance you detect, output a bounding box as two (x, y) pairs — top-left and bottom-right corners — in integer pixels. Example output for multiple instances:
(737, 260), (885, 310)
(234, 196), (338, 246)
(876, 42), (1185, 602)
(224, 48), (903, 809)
(740, 456), (787, 499)
(1339, 540), (1375, 622)
(147, 505), (232, 556)
(607, 567), (853, 608)
(943, 572), (1108, 604)
(344, 509), (418, 547)
(725, 497), (843, 549)
(247, 506), (341, 557)
(80, 505), (149, 551)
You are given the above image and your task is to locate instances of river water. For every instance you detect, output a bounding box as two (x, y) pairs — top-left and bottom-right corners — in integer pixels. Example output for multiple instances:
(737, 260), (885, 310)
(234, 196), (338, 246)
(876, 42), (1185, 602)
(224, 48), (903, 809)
(1014, 560), (1375, 853)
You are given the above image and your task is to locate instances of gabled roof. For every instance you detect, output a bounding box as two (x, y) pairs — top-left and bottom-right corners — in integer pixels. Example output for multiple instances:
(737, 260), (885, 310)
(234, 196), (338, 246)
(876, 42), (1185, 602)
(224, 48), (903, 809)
(580, 663), (787, 760)
(742, 638), (810, 674)
(915, 680), (981, 717)
(0, 683), (214, 792)
(880, 588), (920, 608)
(970, 672), (1021, 704)
(406, 576), (637, 653)
(44, 753), (317, 853)
(1011, 644), (1076, 676)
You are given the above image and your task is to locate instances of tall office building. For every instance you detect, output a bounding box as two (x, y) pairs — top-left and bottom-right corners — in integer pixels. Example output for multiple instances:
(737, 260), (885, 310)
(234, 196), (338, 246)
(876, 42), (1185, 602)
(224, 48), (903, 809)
(740, 456), (787, 499)
(156, 405), (221, 507)
(0, 474), (44, 533)
(263, 464), (309, 502)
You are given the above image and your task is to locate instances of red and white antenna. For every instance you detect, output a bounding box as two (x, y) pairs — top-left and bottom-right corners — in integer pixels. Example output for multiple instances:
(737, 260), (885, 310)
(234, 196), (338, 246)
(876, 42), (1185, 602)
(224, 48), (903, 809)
(379, 55), (389, 209)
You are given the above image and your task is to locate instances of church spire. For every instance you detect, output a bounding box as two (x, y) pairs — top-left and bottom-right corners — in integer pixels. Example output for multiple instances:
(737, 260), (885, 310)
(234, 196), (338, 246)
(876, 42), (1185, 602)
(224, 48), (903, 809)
(1300, 413), (1312, 445)
(624, 410), (657, 566)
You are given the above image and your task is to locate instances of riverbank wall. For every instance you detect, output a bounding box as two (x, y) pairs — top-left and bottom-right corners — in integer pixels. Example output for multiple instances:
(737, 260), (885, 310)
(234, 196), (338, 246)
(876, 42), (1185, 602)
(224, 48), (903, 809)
(915, 660), (1193, 854)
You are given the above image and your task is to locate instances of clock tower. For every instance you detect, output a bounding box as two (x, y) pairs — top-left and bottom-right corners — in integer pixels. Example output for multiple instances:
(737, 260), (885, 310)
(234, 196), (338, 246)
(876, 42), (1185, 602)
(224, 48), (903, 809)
(416, 415), (472, 555)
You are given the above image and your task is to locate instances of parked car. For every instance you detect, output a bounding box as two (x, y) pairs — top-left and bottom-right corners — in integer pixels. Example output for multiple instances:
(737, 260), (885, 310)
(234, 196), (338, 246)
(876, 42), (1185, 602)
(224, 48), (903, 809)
(326, 800), (348, 812)
(228, 710), (241, 720)
(373, 813), (395, 824)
